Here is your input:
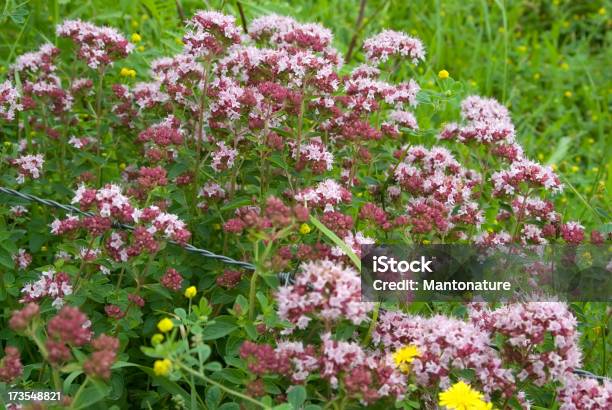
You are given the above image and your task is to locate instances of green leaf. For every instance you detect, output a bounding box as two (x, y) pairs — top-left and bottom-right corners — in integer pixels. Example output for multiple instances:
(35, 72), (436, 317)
(287, 385), (306, 410)
(71, 379), (111, 409)
(545, 136), (572, 166)
(202, 316), (238, 340)
(206, 386), (221, 410)
(309, 215), (360, 269)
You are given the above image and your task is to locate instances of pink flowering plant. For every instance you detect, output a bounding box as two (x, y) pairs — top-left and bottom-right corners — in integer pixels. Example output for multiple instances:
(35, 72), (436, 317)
(0, 7), (609, 410)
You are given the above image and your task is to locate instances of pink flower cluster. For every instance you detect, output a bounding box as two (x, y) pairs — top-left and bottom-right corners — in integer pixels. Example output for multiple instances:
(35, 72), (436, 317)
(470, 302), (582, 386)
(11, 43), (60, 76)
(160, 268), (184, 291)
(50, 184), (191, 260)
(0, 80), (23, 120)
(12, 248), (32, 270)
(363, 30), (426, 64)
(183, 11), (242, 58)
(557, 374), (612, 410)
(84, 334), (120, 380)
(294, 179), (352, 210)
(10, 154), (45, 183)
(223, 196), (308, 234)
(373, 310), (516, 400)
(276, 260), (373, 331)
(249, 15), (333, 52)
(21, 268), (73, 309)
(0, 347), (22, 383)
(56, 20), (133, 68)
(240, 334), (406, 404)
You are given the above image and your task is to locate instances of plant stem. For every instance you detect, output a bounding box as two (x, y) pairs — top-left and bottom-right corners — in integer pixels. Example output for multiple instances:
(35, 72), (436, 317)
(362, 302), (380, 345)
(345, 0), (367, 63)
(248, 267), (259, 322)
(70, 377), (90, 409)
(176, 362), (270, 409)
(94, 66), (106, 185)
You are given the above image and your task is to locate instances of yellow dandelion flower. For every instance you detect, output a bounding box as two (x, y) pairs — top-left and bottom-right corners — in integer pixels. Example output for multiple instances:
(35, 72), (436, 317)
(153, 359), (172, 376)
(439, 381), (487, 410)
(120, 67), (131, 77)
(438, 69), (450, 79)
(131, 33), (142, 43)
(184, 286), (197, 299)
(299, 223), (311, 235)
(157, 318), (174, 333)
(393, 345), (421, 373)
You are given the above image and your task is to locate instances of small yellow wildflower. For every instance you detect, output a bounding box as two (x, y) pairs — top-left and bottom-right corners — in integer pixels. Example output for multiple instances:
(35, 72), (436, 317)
(138, 45), (145, 52)
(131, 33), (142, 43)
(537, 153), (544, 161)
(151, 333), (164, 345)
(598, 8), (606, 16)
(299, 223), (311, 235)
(175, 37), (183, 45)
(551, 163), (558, 171)
(561, 62), (570, 70)
(153, 359), (172, 376)
(564, 91), (573, 98)
(439, 381), (489, 410)
(157, 318), (174, 333)
(131, 20), (139, 29)
(392, 345), (421, 373)
(213, 223), (221, 230)
(422, 239), (431, 244)
(41, 246), (48, 252)
(184, 286), (197, 299)
(120, 67), (131, 77)
(533, 73), (541, 80)
(571, 165), (579, 173)
(438, 69), (450, 79)
(119, 163), (126, 170)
